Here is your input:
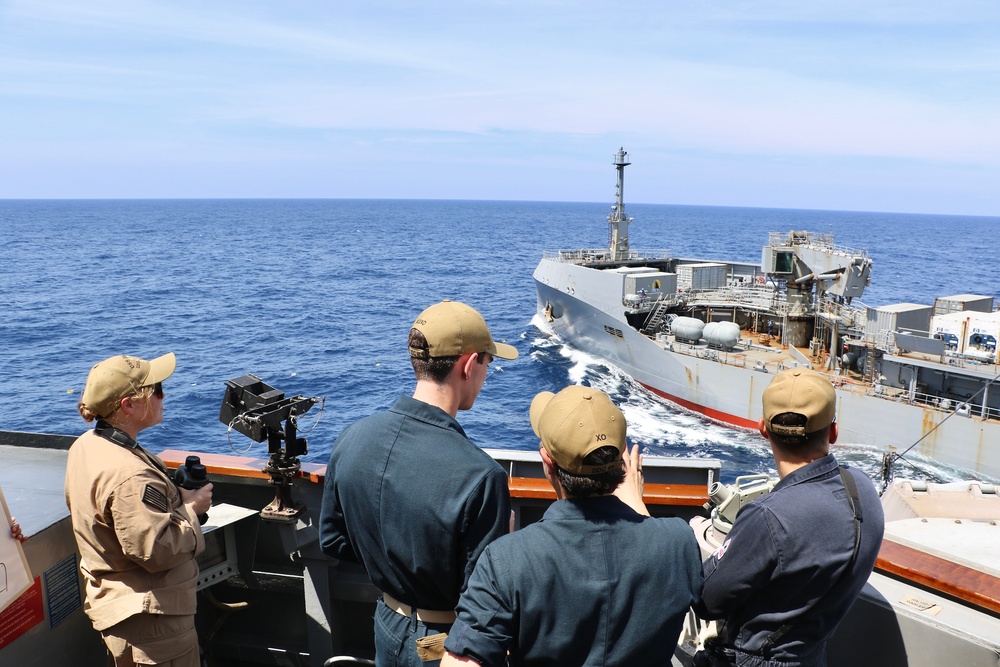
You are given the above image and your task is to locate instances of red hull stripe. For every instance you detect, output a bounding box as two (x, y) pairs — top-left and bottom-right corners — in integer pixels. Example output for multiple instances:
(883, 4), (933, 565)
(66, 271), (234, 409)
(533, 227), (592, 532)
(639, 382), (759, 430)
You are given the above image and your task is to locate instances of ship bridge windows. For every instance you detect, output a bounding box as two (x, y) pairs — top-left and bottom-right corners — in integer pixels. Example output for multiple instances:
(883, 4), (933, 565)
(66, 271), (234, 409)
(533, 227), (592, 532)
(774, 250), (794, 274)
(761, 248), (795, 275)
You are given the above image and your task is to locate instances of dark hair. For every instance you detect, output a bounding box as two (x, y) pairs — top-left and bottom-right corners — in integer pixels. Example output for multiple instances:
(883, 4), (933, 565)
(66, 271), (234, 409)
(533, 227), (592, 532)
(766, 412), (830, 455)
(408, 329), (487, 382)
(555, 445), (625, 498)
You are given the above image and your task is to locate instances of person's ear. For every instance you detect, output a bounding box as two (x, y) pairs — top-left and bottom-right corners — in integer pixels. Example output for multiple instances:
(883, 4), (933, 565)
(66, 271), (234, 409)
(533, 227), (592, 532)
(757, 417), (769, 440)
(539, 445), (554, 470)
(460, 352), (478, 380)
(539, 445), (562, 496)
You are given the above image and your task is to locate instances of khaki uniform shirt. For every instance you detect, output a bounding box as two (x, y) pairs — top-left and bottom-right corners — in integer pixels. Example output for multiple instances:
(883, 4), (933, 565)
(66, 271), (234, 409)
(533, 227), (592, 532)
(65, 429), (205, 631)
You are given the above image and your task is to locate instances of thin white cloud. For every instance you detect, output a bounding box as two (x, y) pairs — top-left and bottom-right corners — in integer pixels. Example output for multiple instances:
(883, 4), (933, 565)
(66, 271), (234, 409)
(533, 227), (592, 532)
(1, 0), (999, 212)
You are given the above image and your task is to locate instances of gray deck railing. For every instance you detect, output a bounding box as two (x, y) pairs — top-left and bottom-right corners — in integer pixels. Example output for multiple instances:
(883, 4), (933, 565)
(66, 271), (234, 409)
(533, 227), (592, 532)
(820, 298), (868, 330)
(682, 285), (788, 314)
(766, 231), (869, 260)
(542, 248), (673, 264)
(871, 385), (1000, 421)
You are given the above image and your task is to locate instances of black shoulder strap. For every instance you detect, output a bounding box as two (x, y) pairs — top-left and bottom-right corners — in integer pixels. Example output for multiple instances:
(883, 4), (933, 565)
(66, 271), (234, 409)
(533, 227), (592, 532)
(838, 466), (863, 564)
(94, 421), (170, 478)
(95, 420), (139, 449)
(758, 466), (864, 658)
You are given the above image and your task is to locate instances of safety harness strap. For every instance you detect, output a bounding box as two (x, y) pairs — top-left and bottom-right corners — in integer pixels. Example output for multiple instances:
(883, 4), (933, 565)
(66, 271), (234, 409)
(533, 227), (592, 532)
(757, 466), (864, 658)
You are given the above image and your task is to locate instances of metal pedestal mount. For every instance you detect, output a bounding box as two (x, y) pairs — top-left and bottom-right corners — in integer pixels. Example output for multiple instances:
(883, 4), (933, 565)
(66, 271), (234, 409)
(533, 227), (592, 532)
(219, 374), (321, 522)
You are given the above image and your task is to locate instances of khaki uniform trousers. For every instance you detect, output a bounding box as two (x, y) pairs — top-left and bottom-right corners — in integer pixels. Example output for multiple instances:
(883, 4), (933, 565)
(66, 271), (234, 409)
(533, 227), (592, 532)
(101, 613), (200, 667)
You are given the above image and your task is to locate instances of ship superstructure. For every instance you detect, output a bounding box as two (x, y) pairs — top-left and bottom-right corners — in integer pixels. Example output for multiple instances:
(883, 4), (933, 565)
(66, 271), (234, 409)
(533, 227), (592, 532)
(534, 149), (1000, 480)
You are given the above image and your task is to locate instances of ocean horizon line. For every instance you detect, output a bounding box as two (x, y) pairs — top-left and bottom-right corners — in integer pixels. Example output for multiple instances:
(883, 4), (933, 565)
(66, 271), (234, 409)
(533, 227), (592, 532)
(1, 196), (998, 220)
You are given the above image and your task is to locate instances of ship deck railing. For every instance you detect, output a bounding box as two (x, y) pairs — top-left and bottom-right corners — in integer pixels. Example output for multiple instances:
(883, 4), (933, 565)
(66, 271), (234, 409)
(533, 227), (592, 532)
(682, 285), (788, 313)
(863, 332), (1000, 375)
(625, 292), (683, 311)
(869, 384), (1000, 421)
(820, 298), (869, 330)
(654, 336), (793, 372)
(625, 286), (786, 318)
(933, 350), (1000, 373)
(767, 231), (869, 259)
(542, 248), (673, 265)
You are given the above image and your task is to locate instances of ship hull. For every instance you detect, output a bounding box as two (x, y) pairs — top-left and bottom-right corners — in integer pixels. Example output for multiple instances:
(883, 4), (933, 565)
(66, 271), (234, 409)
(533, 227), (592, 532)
(535, 258), (1000, 480)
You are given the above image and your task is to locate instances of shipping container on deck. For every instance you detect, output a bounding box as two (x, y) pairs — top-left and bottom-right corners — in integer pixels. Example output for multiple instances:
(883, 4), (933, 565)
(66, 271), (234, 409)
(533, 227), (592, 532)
(933, 294), (995, 316)
(626, 272), (677, 298)
(677, 262), (726, 291)
(930, 311), (969, 352)
(866, 303), (934, 340)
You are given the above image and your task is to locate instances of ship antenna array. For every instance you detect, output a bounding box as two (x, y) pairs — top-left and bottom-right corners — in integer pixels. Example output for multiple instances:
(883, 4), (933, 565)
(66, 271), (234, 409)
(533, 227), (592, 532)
(607, 147), (634, 262)
(880, 368), (1000, 493)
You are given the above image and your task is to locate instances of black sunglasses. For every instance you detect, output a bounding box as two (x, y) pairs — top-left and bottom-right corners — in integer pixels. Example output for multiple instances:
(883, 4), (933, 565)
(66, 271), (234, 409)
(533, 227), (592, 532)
(151, 382), (164, 398)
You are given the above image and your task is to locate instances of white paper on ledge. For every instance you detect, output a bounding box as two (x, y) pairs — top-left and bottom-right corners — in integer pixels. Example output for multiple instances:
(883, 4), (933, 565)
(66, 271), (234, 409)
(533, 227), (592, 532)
(0, 484), (33, 615)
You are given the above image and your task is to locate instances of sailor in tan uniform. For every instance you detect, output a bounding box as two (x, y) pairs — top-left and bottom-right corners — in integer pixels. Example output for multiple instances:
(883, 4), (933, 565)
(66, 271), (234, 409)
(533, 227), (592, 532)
(66, 352), (213, 667)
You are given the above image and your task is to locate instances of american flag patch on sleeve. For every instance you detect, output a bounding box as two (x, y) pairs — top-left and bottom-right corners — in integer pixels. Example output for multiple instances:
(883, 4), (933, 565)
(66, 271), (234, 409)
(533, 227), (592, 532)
(142, 484), (169, 512)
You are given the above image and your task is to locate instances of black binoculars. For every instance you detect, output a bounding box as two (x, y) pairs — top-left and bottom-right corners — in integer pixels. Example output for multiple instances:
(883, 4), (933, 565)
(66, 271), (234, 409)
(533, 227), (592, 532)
(174, 455), (210, 525)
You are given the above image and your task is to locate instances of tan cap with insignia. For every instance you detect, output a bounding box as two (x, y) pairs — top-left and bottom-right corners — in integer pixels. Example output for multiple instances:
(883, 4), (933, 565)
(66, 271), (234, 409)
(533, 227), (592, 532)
(530, 385), (626, 475)
(409, 300), (517, 361)
(81, 352), (176, 418)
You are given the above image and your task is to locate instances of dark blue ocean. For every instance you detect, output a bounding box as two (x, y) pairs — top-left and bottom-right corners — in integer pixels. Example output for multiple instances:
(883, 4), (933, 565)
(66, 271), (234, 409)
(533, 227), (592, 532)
(2, 199), (999, 483)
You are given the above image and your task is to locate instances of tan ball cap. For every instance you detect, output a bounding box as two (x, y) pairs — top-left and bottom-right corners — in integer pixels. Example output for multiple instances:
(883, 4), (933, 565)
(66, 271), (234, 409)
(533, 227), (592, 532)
(81, 352), (176, 418)
(530, 385), (626, 475)
(762, 368), (837, 436)
(410, 300), (518, 360)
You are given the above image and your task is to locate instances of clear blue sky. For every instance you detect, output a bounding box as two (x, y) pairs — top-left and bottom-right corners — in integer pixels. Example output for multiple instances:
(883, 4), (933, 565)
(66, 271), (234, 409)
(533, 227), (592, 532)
(2, 1), (998, 215)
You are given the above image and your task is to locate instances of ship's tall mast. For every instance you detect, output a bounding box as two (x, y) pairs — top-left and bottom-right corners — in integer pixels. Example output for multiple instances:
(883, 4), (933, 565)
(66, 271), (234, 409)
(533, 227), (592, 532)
(608, 148), (634, 261)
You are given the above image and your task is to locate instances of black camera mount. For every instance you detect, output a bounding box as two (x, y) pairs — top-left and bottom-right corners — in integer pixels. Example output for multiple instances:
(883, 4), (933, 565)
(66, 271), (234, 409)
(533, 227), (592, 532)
(219, 374), (320, 522)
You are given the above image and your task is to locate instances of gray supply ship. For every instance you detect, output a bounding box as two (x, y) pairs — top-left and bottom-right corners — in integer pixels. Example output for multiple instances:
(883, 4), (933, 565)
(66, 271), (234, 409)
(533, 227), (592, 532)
(533, 149), (1000, 481)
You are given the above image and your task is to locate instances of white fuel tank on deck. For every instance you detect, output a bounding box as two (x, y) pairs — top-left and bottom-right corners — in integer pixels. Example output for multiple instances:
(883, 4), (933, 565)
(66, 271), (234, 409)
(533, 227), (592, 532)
(704, 321), (741, 349)
(671, 316), (706, 343)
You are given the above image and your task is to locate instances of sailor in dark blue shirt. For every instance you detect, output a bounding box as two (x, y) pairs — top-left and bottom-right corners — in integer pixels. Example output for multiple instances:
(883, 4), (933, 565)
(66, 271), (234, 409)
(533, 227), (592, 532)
(697, 369), (885, 667)
(319, 300), (518, 667)
(441, 385), (704, 667)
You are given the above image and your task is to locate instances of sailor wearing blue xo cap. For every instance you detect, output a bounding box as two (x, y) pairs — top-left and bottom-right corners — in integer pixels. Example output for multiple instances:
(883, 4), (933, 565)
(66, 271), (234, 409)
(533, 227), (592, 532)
(441, 385), (703, 667)
(319, 300), (518, 667)
(696, 368), (884, 667)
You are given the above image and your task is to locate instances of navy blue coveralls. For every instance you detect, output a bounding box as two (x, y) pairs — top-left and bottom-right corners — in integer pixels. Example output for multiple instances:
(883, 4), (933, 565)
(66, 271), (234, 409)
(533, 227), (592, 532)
(697, 454), (885, 667)
(444, 494), (704, 666)
(319, 395), (512, 667)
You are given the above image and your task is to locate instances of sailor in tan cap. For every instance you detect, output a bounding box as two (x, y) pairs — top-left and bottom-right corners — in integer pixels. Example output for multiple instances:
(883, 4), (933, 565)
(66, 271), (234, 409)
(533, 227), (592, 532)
(441, 385), (703, 666)
(697, 368), (885, 667)
(66, 352), (212, 667)
(319, 300), (517, 667)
